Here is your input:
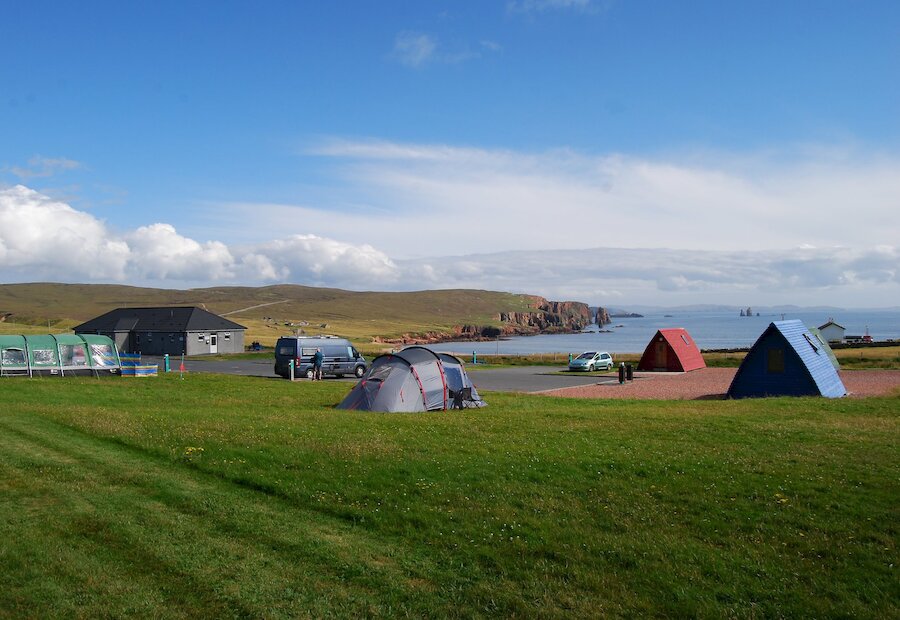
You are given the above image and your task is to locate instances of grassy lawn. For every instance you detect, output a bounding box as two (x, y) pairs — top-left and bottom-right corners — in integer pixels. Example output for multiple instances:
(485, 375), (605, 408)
(1, 374), (897, 617)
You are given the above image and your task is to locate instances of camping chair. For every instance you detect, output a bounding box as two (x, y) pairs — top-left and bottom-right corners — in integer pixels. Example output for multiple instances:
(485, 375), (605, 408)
(451, 387), (472, 409)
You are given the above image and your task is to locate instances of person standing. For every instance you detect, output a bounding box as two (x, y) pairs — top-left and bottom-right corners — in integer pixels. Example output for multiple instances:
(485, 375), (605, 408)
(313, 348), (324, 380)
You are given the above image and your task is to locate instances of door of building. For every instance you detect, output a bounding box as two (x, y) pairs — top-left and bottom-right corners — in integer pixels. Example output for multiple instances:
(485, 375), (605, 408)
(655, 342), (667, 369)
(210, 334), (218, 354)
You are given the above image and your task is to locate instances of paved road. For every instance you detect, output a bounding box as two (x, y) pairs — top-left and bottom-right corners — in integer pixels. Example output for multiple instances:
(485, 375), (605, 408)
(468, 366), (620, 393)
(144, 356), (283, 379)
(144, 356), (619, 392)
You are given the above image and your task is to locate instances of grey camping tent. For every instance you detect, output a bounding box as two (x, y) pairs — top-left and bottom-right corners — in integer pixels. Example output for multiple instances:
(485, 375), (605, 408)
(336, 346), (486, 412)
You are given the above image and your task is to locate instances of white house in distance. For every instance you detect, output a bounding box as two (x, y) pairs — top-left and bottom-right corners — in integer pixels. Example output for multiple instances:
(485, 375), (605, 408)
(818, 319), (845, 343)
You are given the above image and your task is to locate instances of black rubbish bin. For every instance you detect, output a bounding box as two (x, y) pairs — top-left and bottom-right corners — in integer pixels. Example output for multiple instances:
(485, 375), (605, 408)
(618, 363), (625, 384)
(626, 363), (634, 381)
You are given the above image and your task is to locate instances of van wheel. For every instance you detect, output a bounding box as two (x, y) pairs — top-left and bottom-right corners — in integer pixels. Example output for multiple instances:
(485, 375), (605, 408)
(354, 365), (365, 378)
(305, 368), (314, 379)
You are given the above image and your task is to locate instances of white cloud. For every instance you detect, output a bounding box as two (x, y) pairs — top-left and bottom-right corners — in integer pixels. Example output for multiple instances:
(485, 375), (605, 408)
(236, 235), (398, 288)
(125, 223), (236, 281)
(390, 32), (493, 68)
(5, 156), (83, 179)
(507, 0), (604, 14)
(3, 143), (898, 308)
(237, 140), (900, 262)
(392, 32), (437, 68)
(0, 185), (129, 280)
(394, 246), (900, 306)
(0, 185), (399, 288)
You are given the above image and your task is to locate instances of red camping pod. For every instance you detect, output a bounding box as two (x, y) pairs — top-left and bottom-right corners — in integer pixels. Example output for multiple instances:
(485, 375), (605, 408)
(637, 328), (706, 372)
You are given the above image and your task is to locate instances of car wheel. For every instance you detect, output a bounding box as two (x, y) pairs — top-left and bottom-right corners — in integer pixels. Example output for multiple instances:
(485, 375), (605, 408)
(588, 364), (594, 372)
(305, 368), (314, 379)
(355, 365), (366, 378)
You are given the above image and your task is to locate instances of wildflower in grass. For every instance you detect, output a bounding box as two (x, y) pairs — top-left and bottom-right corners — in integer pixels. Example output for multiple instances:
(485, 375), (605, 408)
(180, 446), (205, 462)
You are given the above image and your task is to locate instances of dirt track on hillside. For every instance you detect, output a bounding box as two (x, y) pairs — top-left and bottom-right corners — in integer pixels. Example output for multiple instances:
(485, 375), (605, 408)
(541, 368), (900, 400)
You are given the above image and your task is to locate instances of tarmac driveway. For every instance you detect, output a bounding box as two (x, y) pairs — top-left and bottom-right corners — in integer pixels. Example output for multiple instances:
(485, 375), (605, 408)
(143, 356), (282, 379)
(142, 357), (616, 393)
(467, 366), (620, 393)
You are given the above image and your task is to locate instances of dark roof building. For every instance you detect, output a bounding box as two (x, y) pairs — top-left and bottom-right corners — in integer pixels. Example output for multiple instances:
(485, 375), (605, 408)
(727, 320), (846, 399)
(636, 328), (706, 372)
(74, 307), (246, 356)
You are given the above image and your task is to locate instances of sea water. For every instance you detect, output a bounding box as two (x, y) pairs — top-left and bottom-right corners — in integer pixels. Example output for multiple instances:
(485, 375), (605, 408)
(437, 310), (900, 356)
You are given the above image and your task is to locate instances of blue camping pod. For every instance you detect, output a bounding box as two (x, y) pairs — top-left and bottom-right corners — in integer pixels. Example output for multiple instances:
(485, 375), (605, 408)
(727, 320), (846, 399)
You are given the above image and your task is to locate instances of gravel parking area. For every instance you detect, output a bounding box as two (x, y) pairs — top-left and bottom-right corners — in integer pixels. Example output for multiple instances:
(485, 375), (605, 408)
(541, 368), (900, 400)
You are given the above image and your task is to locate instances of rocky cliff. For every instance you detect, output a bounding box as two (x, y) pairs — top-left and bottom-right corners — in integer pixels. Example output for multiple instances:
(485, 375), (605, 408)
(499, 298), (592, 333)
(374, 296), (592, 345)
(596, 306), (611, 326)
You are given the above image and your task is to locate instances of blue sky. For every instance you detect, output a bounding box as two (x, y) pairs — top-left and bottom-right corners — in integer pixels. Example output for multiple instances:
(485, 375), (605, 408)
(2, 1), (898, 307)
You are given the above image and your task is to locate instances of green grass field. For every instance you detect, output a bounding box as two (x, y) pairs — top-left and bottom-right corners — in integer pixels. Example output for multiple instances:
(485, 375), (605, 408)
(1, 374), (897, 617)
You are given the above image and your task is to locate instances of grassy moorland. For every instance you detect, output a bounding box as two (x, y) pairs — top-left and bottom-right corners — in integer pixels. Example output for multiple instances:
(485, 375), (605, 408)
(0, 282), (539, 346)
(0, 374), (896, 617)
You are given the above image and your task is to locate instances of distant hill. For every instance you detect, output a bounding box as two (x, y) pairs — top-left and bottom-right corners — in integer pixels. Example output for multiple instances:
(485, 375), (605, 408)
(0, 282), (590, 347)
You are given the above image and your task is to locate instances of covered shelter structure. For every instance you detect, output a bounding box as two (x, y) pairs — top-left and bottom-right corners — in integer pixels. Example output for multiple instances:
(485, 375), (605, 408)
(817, 319), (845, 343)
(74, 307), (246, 355)
(0, 334), (121, 377)
(637, 328), (706, 372)
(337, 346), (485, 412)
(727, 320), (846, 399)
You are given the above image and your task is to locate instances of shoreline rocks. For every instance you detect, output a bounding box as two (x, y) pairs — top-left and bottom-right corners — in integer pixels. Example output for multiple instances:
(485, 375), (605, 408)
(373, 296), (591, 346)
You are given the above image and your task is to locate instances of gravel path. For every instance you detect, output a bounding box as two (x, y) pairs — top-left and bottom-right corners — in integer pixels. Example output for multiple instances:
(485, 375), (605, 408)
(541, 368), (900, 400)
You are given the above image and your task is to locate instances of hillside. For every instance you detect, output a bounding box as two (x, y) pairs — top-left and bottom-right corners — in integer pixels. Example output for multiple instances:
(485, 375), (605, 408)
(0, 283), (591, 347)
